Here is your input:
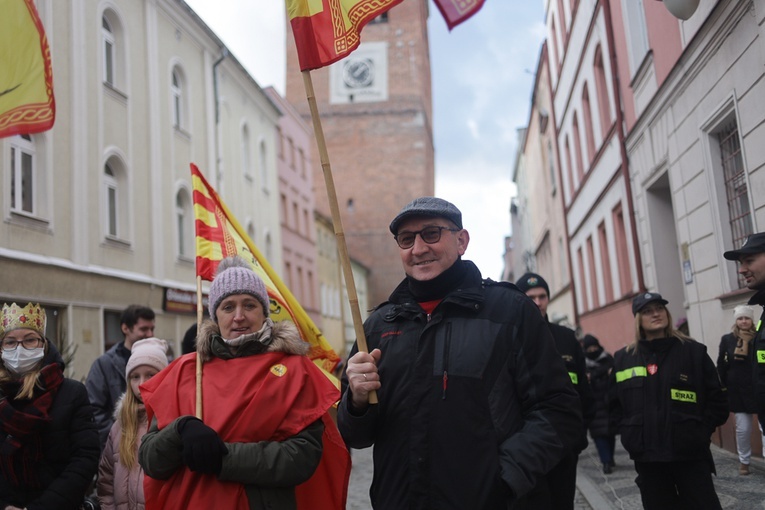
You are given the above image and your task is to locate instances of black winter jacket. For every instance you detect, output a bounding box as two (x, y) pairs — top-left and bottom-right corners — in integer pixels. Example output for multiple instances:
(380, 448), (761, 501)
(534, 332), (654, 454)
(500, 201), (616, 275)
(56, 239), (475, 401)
(85, 342), (130, 448)
(748, 289), (765, 430)
(548, 321), (595, 451)
(338, 261), (583, 510)
(0, 343), (100, 510)
(585, 349), (614, 438)
(717, 332), (758, 413)
(611, 337), (728, 467)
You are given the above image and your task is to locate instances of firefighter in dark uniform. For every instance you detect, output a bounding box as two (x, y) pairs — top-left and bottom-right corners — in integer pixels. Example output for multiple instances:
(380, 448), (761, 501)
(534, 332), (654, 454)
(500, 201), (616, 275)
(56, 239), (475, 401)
(612, 292), (728, 510)
(516, 273), (594, 510)
(724, 232), (765, 432)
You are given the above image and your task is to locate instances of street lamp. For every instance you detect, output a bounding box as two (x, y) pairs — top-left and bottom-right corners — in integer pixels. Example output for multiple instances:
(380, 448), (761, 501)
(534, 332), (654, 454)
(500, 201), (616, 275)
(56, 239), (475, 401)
(660, 0), (700, 20)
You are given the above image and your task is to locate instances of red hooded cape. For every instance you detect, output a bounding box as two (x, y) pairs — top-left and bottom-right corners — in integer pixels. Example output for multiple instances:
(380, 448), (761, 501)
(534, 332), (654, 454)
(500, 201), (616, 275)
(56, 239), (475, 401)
(141, 352), (350, 509)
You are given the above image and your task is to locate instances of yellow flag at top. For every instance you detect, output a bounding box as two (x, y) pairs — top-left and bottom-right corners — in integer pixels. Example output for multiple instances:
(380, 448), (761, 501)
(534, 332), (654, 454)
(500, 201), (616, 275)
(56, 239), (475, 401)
(191, 164), (341, 381)
(0, 0), (55, 138)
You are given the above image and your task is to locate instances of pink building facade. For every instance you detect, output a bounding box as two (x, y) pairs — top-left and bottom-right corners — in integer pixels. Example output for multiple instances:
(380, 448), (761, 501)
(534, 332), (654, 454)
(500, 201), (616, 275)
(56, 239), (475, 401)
(265, 87), (321, 327)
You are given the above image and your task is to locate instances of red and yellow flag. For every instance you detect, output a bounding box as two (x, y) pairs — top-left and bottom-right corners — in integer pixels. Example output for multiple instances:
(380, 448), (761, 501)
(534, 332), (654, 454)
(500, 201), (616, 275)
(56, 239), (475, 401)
(287, 0), (405, 71)
(0, 0), (55, 138)
(191, 163), (341, 379)
(287, 0), (485, 71)
(433, 0), (485, 30)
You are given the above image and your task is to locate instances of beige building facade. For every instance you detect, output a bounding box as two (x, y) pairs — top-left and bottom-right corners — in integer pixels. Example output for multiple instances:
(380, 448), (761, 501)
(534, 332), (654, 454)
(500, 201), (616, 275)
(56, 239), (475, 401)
(1, 0), (281, 377)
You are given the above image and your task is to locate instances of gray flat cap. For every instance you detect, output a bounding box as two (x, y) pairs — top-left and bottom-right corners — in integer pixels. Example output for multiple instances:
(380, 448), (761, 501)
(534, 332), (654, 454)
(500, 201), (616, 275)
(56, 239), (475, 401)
(389, 197), (463, 234)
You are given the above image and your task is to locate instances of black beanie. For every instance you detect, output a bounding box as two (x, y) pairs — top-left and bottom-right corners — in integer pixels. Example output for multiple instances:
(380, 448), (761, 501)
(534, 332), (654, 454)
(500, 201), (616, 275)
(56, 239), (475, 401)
(515, 272), (550, 297)
(582, 334), (600, 350)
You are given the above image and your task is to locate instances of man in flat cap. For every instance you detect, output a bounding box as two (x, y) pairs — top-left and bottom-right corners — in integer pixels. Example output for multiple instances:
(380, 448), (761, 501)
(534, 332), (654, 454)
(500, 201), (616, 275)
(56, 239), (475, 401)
(724, 232), (765, 430)
(338, 196), (582, 509)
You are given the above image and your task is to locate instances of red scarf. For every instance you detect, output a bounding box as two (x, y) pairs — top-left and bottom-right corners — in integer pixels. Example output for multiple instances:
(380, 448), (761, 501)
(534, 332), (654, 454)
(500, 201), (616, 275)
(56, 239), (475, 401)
(0, 363), (64, 488)
(142, 352), (350, 510)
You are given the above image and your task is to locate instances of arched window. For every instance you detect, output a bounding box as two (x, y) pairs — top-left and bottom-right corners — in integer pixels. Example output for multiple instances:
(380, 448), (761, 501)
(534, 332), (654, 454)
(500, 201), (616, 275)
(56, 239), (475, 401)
(550, 19), (561, 71)
(103, 155), (129, 241)
(247, 221), (256, 245)
(593, 46), (612, 138)
(547, 141), (557, 195)
(564, 136), (575, 197)
(171, 67), (187, 130)
(241, 124), (251, 178)
(581, 83), (596, 162)
(572, 113), (585, 179)
(259, 140), (268, 190)
(175, 188), (193, 258)
(102, 16), (115, 86)
(265, 232), (273, 264)
(104, 161), (119, 237)
(101, 10), (125, 90)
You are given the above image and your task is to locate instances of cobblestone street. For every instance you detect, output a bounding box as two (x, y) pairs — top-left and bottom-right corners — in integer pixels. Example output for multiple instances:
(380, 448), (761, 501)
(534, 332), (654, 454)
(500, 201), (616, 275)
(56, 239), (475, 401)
(345, 446), (592, 509)
(346, 439), (765, 509)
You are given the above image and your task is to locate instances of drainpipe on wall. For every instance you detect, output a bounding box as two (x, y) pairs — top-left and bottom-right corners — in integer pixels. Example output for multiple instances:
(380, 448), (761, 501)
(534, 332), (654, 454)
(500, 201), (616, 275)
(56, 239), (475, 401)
(601, 0), (647, 294)
(212, 47), (229, 190)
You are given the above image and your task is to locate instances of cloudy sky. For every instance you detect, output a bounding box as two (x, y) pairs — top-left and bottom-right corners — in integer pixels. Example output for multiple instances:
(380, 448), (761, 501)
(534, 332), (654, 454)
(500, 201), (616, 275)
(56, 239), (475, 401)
(185, 0), (546, 280)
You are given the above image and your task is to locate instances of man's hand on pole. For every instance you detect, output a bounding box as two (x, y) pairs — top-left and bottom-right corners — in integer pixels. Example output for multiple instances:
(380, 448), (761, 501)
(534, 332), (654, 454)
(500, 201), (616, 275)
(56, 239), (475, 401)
(346, 348), (382, 411)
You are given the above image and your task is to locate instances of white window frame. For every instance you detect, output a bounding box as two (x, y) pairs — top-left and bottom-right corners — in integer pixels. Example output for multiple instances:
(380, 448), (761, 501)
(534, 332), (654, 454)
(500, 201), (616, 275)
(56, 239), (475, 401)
(9, 135), (36, 216)
(102, 16), (115, 86)
(104, 163), (119, 238)
(175, 188), (193, 259)
(171, 69), (183, 129)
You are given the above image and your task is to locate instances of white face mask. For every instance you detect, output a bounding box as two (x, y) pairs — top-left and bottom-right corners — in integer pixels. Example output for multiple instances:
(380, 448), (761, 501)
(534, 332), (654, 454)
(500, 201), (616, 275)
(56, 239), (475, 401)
(2, 347), (45, 376)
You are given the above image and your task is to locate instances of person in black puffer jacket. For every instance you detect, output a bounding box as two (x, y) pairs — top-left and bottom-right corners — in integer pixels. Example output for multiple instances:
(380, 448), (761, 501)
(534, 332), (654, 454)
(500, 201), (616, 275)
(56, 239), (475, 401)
(716, 304), (764, 476)
(611, 293), (728, 510)
(582, 334), (616, 474)
(0, 302), (100, 510)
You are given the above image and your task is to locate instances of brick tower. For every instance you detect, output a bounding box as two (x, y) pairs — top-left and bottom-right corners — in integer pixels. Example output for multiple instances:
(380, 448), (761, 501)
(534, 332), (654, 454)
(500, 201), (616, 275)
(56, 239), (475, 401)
(285, 0), (434, 307)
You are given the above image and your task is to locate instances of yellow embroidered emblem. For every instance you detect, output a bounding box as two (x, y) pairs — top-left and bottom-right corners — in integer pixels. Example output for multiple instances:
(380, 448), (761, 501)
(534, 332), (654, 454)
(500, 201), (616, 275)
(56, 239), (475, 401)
(270, 364), (288, 377)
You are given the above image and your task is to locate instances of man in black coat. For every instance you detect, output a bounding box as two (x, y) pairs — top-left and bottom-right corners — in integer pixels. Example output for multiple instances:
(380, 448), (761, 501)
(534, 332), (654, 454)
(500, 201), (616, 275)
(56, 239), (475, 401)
(516, 272), (595, 510)
(338, 197), (583, 510)
(724, 232), (765, 431)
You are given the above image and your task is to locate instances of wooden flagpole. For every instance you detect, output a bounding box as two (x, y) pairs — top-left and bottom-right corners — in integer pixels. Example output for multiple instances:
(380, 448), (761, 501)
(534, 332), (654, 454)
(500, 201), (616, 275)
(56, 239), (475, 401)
(302, 69), (377, 404)
(195, 275), (204, 418)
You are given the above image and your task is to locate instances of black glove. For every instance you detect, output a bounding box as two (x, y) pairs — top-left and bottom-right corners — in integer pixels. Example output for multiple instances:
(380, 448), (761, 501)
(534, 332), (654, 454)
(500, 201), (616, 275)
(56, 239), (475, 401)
(177, 417), (228, 475)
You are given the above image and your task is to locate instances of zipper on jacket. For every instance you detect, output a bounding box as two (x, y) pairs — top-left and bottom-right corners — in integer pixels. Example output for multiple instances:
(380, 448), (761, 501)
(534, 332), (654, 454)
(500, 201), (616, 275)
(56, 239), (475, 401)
(442, 323), (451, 399)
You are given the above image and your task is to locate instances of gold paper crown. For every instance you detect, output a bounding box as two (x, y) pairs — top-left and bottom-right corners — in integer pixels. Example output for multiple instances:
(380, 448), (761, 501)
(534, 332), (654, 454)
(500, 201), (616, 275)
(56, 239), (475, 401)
(0, 303), (46, 337)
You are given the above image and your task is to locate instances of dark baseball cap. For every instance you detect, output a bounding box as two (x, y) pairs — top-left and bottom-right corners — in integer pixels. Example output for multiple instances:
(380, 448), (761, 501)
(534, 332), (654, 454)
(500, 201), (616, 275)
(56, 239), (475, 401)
(515, 272), (550, 297)
(389, 197), (463, 234)
(632, 292), (669, 315)
(723, 232), (765, 260)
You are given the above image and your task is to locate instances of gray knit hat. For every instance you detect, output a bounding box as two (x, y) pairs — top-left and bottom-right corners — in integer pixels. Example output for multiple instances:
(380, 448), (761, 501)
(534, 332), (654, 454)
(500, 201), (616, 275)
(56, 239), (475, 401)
(389, 197), (463, 234)
(208, 256), (270, 320)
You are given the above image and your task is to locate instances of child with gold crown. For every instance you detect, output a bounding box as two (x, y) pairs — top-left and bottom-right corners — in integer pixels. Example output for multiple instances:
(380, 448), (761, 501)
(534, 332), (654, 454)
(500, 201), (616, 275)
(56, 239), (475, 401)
(0, 303), (100, 510)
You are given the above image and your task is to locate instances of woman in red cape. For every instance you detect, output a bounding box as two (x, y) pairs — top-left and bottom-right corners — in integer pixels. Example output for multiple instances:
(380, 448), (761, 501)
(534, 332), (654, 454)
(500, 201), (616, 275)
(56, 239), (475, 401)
(138, 257), (349, 510)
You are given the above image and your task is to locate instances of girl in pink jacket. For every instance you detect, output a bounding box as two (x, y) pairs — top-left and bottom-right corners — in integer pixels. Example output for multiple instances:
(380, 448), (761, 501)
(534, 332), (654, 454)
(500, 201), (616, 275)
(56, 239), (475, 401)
(97, 338), (168, 510)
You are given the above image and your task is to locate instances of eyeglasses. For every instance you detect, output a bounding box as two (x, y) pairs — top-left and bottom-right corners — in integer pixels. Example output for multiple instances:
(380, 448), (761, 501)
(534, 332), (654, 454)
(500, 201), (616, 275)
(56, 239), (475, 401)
(2, 337), (43, 351)
(394, 226), (460, 249)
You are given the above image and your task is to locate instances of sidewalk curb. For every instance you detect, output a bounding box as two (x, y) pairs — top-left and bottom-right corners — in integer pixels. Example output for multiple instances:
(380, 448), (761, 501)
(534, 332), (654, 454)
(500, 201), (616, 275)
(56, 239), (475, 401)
(576, 467), (616, 510)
